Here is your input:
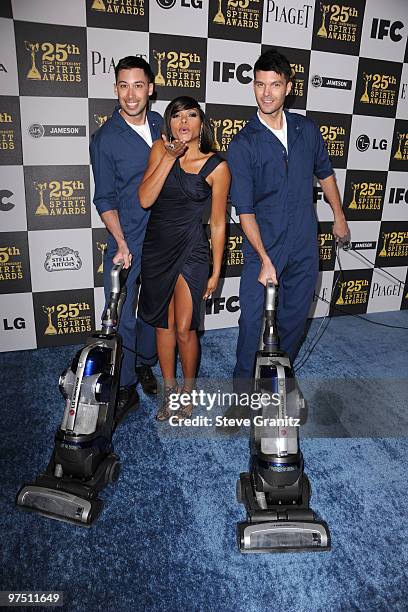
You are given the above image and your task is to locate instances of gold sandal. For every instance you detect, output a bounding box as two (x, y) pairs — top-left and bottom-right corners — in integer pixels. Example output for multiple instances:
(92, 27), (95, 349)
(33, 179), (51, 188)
(173, 390), (193, 421)
(155, 385), (179, 421)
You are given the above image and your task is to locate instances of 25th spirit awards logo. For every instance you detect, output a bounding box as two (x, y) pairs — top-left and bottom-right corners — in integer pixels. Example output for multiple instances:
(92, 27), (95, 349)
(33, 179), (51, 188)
(41, 301), (92, 337)
(211, 118), (248, 152)
(0, 110), (14, 152)
(0, 233), (31, 293)
(150, 35), (206, 100)
(348, 182), (384, 211)
(0, 246), (23, 282)
(153, 49), (201, 88)
(44, 247), (82, 272)
(91, 0), (145, 16)
(335, 278), (369, 306)
(24, 39), (81, 83)
(33, 180), (86, 218)
(354, 59), (401, 118)
(209, 0), (262, 42)
(313, 1), (363, 54)
(377, 229), (408, 264)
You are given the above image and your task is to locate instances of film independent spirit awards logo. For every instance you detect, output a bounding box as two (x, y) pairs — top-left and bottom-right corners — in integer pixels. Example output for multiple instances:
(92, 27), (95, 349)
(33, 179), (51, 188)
(91, 0), (145, 15)
(32, 179), (86, 217)
(42, 300), (92, 337)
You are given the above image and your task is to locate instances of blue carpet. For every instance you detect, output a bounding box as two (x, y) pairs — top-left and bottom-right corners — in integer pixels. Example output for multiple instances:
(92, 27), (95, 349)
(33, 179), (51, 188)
(1, 311), (408, 611)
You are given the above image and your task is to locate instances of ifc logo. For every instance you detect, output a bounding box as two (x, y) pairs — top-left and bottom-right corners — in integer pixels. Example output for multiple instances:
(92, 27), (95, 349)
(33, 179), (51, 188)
(356, 134), (370, 152)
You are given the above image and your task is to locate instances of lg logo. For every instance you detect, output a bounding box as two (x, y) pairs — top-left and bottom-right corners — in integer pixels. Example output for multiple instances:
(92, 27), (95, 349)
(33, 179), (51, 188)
(0, 189), (14, 211)
(213, 62), (252, 84)
(2, 317), (26, 331)
(370, 19), (404, 42)
(156, 0), (202, 7)
(356, 134), (387, 152)
(205, 296), (240, 314)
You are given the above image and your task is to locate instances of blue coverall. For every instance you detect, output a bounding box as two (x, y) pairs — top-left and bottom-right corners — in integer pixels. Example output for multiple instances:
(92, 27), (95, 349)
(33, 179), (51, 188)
(90, 108), (162, 388)
(227, 110), (333, 386)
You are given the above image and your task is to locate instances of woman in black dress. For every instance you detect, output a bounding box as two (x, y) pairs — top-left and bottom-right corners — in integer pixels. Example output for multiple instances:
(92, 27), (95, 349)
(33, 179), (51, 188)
(138, 96), (230, 421)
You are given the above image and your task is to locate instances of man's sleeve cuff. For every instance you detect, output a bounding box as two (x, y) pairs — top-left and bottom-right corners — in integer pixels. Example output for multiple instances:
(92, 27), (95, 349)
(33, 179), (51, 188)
(316, 170), (334, 181)
(94, 200), (118, 214)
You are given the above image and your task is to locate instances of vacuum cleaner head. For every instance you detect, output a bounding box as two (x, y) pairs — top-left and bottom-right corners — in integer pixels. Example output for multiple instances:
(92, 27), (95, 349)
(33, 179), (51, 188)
(237, 520), (331, 553)
(16, 485), (103, 527)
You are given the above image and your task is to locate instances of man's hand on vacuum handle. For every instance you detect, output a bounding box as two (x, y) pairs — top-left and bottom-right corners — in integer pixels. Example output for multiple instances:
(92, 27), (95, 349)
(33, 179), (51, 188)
(259, 256), (278, 286)
(239, 214), (278, 285)
(113, 237), (132, 269)
(100, 210), (132, 269)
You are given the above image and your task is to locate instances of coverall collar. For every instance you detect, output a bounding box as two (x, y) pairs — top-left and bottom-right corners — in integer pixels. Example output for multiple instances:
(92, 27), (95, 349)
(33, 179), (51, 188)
(111, 107), (159, 147)
(251, 109), (303, 152)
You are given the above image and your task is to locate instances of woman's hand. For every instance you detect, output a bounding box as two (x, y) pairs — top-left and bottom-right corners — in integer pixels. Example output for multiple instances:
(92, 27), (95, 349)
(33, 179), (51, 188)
(203, 274), (219, 300)
(162, 134), (188, 159)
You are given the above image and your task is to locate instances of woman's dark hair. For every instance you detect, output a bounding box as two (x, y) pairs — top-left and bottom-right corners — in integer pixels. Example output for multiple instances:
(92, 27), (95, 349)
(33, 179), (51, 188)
(253, 49), (292, 82)
(163, 96), (213, 153)
(115, 56), (155, 84)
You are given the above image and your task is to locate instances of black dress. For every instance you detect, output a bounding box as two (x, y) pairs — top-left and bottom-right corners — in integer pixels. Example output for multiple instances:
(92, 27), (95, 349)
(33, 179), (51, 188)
(139, 154), (224, 329)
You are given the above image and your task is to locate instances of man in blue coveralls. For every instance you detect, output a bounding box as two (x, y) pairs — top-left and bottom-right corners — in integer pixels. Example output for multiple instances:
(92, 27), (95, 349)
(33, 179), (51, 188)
(90, 56), (162, 419)
(228, 49), (349, 403)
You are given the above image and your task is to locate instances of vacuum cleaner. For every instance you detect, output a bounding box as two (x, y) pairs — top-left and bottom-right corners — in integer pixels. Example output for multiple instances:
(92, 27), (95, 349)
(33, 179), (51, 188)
(16, 262), (130, 527)
(236, 280), (331, 553)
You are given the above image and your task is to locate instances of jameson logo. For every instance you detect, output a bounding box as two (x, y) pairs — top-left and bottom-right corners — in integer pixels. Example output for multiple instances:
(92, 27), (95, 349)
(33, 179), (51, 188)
(316, 3), (358, 42)
(153, 49), (201, 88)
(291, 62), (305, 98)
(42, 301), (92, 336)
(211, 118), (248, 152)
(213, 0), (261, 29)
(44, 247), (82, 271)
(0, 111), (14, 151)
(320, 124), (346, 158)
(360, 72), (398, 108)
(311, 75), (352, 90)
(378, 231), (408, 259)
(318, 232), (334, 261)
(34, 180), (86, 217)
(91, 0), (145, 16)
(28, 124), (86, 138)
(0, 246), (23, 282)
(24, 39), (82, 83)
(348, 182), (384, 211)
(393, 132), (408, 161)
(336, 279), (369, 306)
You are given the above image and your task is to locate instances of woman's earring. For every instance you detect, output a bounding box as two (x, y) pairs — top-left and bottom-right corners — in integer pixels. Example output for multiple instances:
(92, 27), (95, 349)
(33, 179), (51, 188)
(198, 126), (202, 151)
(169, 134), (173, 144)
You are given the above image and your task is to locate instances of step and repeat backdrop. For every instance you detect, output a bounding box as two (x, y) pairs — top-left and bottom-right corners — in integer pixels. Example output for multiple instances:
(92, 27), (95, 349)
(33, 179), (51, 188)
(1, 0), (408, 352)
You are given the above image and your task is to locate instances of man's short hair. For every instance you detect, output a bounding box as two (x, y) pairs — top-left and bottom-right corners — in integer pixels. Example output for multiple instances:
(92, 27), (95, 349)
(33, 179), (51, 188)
(115, 56), (155, 84)
(253, 49), (292, 82)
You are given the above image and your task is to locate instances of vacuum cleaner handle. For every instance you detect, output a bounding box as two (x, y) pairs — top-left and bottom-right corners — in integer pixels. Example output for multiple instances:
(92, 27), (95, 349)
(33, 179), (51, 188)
(101, 262), (130, 334)
(260, 278), (279, 350)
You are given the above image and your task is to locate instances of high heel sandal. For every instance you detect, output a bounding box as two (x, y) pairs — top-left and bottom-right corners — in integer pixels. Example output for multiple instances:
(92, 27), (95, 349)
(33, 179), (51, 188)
(155, 384), (179, 421)
(173, 389), (194, 421)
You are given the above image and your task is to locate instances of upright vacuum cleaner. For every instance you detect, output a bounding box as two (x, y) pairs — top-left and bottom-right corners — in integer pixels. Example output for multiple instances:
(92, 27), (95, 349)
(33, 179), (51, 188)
(236, 280), (331, 553)
(16, 263), (129, 526)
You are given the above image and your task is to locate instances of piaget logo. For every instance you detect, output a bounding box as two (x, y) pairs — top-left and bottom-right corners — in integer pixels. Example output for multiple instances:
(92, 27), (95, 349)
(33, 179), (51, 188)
(378, 231), (408, 259)
(393, 132), (408, 160)
(42, 301), (92, 336)
(0, 111), (14, 151)
(211, 118), (248, 152)
(34, 180), (86, 217)
(348, 181), (384, 211)
(213, 0), (260, 29)
(0, 246), (23, 282)
(320, 124), (346, 158)
(360, 72), (398, 108)
(44, 247), (82, 272)
(153, 49), (201, 88)
(24, 39), (82, 83)
(91, 0), (145, 15)
(317, 2), (358, 42)
(318, 232), (334, 260)
(336, 278), (369, 306)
